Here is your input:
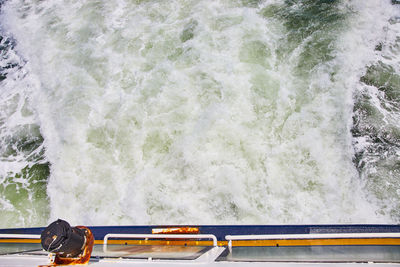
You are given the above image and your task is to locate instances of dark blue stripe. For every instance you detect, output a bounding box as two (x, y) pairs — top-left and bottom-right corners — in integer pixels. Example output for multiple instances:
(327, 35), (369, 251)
(1, 224), (400, 241)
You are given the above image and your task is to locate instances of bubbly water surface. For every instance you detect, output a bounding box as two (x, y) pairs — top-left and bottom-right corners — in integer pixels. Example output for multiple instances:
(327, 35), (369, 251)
(0, 0), (399, 227)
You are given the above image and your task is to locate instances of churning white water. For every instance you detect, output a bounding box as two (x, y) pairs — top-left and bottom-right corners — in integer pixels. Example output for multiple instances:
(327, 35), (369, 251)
(0, 0), (399, 227)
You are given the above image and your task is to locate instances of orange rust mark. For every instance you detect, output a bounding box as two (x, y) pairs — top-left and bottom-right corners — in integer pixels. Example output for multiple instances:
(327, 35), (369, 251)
(152, 227), (200, 234)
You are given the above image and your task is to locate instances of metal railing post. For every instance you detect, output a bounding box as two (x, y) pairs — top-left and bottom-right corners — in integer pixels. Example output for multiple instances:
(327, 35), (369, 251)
(225, 232), (400, 249)
(103, 233), (218, 252)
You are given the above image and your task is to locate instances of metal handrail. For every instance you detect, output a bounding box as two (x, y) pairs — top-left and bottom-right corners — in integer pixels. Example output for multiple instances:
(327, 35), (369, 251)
(225, 232), (400, 248)
(0, 234), (41, 239)
(104, 233), (218, 247)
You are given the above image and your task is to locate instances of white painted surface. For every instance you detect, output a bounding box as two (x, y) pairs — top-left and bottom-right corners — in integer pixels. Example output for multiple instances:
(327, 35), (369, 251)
(1, 254), (400, 267)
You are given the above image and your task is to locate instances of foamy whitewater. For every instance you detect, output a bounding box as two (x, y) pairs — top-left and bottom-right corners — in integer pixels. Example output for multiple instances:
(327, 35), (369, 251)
(0, 0), (399, 228)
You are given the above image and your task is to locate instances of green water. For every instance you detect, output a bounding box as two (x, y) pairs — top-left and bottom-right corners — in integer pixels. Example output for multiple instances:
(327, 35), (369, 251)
(0, 0), (399, 227)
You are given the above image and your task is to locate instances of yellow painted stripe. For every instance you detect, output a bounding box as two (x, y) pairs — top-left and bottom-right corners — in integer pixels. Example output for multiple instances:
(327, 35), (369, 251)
(231, 238), (400, 247)
(97, 238), (400, 246)
(96, 239), (227, 246)
(1, 238), (400, 247)
(0, 239), (41, 244)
